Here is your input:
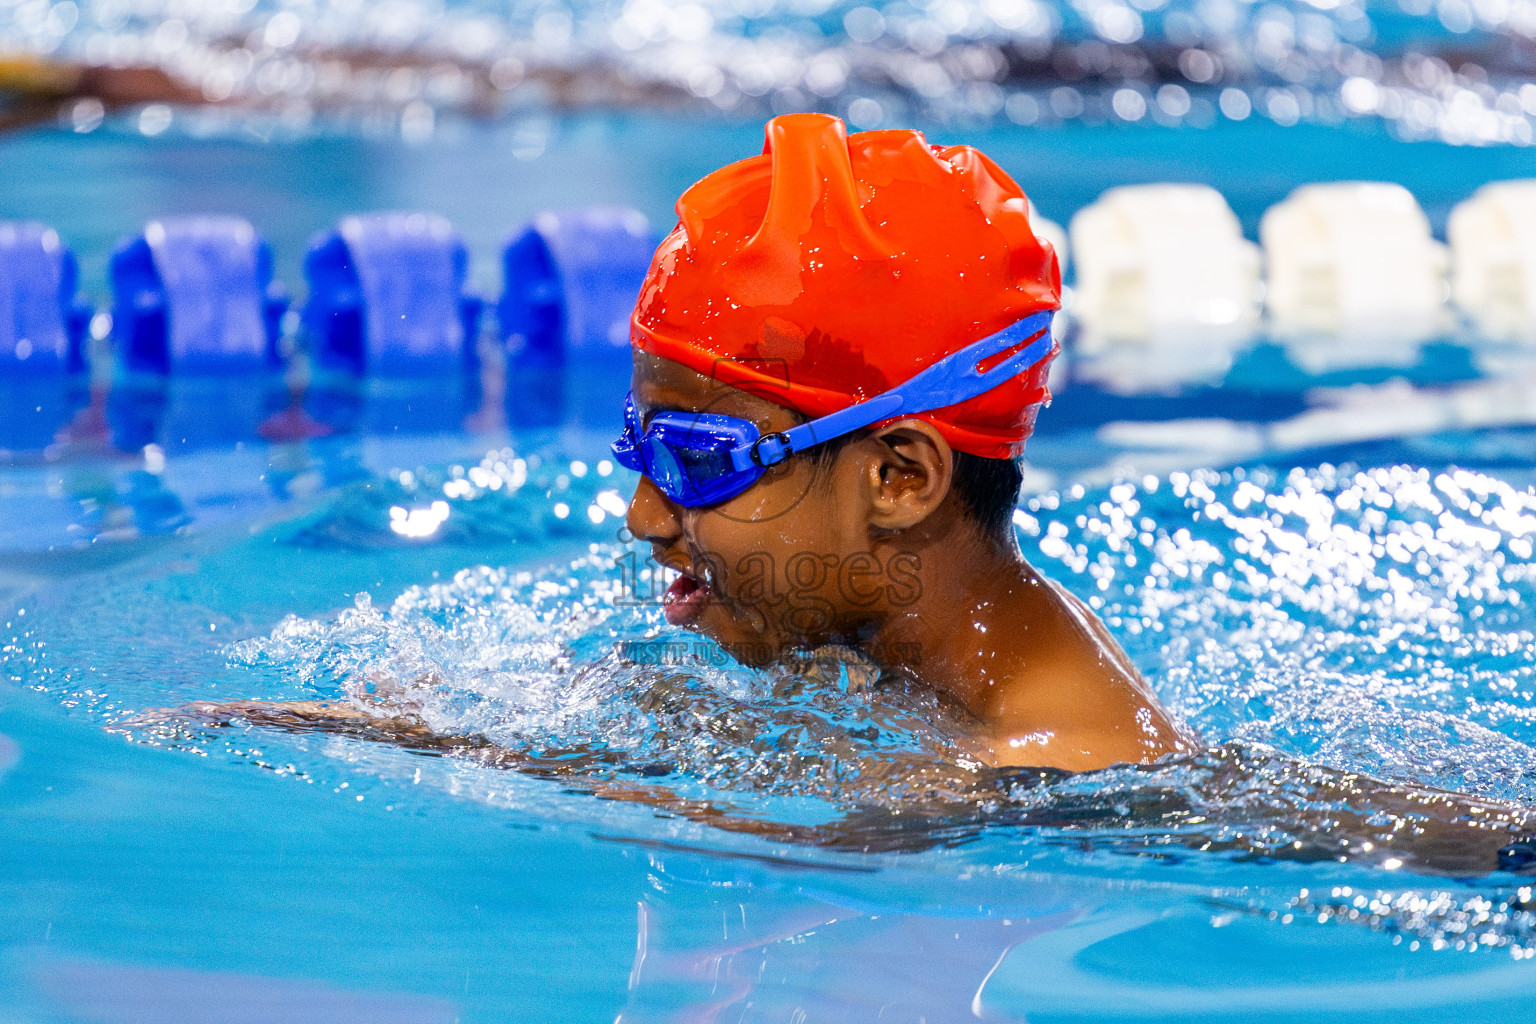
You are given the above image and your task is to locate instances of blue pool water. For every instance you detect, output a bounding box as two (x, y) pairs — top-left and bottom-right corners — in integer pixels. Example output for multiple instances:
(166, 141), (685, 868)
(8, 112), (1536, 1020)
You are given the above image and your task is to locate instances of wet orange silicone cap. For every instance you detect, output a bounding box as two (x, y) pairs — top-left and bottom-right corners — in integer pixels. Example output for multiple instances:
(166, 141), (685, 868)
(631, 113), (1061, 459)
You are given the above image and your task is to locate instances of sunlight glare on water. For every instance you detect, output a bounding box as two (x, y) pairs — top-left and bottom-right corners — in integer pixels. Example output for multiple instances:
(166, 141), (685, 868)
(1019, 464), (1536, 801)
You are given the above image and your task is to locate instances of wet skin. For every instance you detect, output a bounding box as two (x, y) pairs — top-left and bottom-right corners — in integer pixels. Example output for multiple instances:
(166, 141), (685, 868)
(626, 351), (1196, 772)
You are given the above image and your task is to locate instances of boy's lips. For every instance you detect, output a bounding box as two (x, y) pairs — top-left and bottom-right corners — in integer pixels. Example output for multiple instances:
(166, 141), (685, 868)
(662, 571), (709, 626)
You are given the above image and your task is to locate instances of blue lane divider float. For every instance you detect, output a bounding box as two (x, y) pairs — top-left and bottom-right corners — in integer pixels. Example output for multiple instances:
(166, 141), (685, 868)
(304, 212), (483, 376)
(0, 221), (92, 374)
(499, 207), (656, 367)
(109, 216), (289, 374)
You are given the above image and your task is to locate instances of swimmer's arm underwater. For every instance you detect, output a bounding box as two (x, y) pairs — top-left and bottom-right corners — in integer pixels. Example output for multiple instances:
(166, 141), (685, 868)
(124, 699), (1536, 876)
(122, 699), (820, 843)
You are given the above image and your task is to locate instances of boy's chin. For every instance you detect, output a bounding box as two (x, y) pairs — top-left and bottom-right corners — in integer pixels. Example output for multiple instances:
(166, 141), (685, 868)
(693, 614), (842, 669)
(689, 610), (779, 666)
(689, 614), (743, 651)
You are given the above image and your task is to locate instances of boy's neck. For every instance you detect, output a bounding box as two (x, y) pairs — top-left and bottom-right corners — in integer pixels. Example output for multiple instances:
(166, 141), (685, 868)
(868, 518), (1038, 716)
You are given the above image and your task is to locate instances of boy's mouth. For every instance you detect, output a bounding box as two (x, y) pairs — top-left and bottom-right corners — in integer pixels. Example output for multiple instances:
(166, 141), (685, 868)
(662, 570), (710, 626)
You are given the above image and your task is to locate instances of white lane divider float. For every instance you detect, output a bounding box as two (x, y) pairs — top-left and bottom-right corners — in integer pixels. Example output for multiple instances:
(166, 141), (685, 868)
(1261, 182), (1449, 345)
(1450, 178), (1536, 342)
(1068, 184), (1262, 351)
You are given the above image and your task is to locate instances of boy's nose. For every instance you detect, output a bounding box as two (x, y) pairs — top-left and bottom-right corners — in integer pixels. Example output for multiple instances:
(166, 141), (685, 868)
(625, 475), (683, 544)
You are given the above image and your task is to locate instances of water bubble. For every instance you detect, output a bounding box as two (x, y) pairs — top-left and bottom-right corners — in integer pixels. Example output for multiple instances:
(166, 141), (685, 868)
(138, 104), (173, 137)
(1219, 87), (1252, 119)
(1005, 91), (1039, 124)
(842, 5), (884, 41)
(1093, 4), (1144, 43)
(69, 97), (104, 133)
(263, 11), (301, 49)
(847, 95), (883, 127)
(1156, 83), (1191, 117)
(1179, 47), (1218, 83)
(1112, 87), (1147, 121)
(489, 57), (525, 90)
(1341, 76), (1380, 113)
(400, 101), (434, 144)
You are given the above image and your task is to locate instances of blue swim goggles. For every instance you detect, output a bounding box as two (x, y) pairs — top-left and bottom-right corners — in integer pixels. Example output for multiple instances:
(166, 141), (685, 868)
(611, 309), (1054, 508)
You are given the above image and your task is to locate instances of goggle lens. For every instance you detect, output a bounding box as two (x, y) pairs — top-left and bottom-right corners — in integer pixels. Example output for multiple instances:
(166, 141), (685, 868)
(641, 437), (687, 497)
(611, 394), (767, 508)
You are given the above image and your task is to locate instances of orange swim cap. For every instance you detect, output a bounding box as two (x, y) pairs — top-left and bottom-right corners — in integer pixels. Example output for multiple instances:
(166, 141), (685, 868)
(631, 113), (1061, 459)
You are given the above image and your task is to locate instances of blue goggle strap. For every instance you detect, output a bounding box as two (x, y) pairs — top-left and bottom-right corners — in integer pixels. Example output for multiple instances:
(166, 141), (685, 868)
(732, 309), (1056, 471)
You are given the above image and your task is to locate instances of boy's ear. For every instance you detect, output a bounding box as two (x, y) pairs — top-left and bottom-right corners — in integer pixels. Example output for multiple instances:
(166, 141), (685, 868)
(861, 419), (954, 531)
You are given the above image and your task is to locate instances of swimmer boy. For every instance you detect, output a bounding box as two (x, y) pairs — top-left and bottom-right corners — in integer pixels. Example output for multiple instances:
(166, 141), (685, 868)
(614, 113), (1194, 772)
(153, 114), (1196, 779)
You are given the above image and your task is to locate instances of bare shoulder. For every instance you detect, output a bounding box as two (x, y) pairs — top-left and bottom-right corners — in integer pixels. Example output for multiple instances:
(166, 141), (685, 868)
(970, 573), (1198, 771)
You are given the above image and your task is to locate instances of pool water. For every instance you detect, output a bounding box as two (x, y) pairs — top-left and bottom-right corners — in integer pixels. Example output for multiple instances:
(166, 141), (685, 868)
(11, 412), (1536, 1021)
(8, 113), (1536, 1021)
